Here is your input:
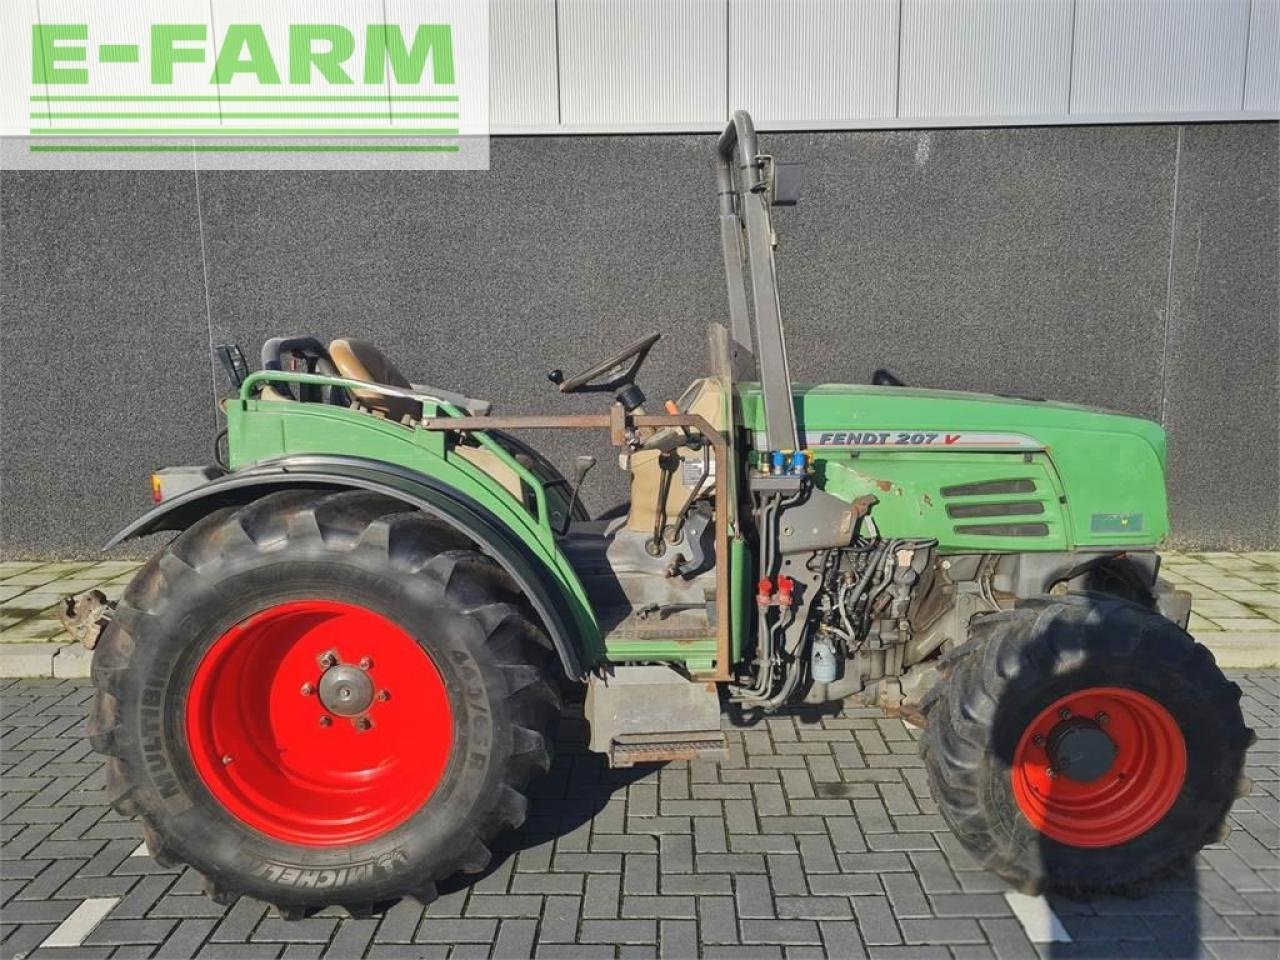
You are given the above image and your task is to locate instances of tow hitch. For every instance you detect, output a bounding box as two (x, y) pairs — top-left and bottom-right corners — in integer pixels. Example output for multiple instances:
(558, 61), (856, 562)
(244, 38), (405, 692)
(58, 589), (114, 650)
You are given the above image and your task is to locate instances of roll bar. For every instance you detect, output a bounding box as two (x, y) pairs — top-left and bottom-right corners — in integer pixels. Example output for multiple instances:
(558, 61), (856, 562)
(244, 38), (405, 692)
(716, 110), (799, 455)
(717, 110), (765, 194)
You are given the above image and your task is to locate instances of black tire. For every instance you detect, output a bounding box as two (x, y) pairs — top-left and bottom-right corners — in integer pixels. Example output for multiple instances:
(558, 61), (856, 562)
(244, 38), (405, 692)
(88, 490), (560, 915)
(1078, 557), (1156, 608)
(921, 594), (1252, 896)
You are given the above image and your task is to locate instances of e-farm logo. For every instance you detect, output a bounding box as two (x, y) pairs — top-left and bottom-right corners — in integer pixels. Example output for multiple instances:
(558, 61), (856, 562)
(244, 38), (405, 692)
(3, 1), (488, 170)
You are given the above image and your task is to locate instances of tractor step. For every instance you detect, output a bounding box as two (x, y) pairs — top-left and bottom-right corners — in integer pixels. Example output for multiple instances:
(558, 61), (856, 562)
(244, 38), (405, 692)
(596, 603), (714, 640)
(585, 665), (727, 767)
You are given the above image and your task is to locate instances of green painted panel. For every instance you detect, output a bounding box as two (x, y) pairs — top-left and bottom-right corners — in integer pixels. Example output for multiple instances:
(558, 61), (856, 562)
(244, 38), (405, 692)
(740, 383), (1169, 549)
(730, 536), (750, 663)
(603, 638), (717, 674)
(226, 397), (604, 662)
(819, 454), (1069, 552)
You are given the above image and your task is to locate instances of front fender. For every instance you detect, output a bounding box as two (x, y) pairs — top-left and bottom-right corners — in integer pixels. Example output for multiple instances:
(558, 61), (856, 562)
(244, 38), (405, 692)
(107, 455), (600, 679)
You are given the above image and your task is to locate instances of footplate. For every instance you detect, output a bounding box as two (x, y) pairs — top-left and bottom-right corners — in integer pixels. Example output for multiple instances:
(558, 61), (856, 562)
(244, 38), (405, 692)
(585, 665), (727, 767)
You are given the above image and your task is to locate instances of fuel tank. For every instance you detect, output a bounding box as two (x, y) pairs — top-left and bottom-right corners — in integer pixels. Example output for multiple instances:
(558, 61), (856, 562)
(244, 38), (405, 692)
(738, 384), (1169, 552)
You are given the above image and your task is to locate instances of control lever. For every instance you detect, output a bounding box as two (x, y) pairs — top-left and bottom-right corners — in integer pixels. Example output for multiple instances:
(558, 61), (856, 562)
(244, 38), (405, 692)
(557, 455), (596, 536)
(663, 399), (700, 447)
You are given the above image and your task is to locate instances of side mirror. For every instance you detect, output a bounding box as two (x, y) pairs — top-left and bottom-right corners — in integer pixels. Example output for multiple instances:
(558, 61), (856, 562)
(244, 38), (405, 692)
(770, 161), (805, 206)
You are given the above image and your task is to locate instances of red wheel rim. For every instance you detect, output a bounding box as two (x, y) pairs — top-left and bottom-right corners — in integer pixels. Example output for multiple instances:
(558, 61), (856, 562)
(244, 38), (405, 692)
(186, 600), (452, 846)
(1011, 686), (1186, 847)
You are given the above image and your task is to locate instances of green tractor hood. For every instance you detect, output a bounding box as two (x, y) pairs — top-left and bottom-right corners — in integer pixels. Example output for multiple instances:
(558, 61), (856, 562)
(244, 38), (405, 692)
(739, 384), (1170, 552)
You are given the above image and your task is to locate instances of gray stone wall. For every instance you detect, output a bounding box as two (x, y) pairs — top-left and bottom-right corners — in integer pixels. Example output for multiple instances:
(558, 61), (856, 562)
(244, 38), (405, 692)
(1, 122), (1276, 557)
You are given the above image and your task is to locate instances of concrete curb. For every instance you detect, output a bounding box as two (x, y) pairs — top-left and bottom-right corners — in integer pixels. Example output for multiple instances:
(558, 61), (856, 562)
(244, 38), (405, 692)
(0, 642), (92, 679)
(2, 632), (1275, 679)
(1197, 631), (1280, 669)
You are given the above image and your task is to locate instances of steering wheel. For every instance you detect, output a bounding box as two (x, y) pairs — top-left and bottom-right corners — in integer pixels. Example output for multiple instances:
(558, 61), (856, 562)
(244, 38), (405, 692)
(551, 332), (661, 394)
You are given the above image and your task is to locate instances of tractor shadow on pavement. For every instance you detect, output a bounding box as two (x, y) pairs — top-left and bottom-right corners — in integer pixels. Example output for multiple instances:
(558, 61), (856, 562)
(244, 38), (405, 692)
(435, 705), (654, 898)
(452, 636), (1238, 960)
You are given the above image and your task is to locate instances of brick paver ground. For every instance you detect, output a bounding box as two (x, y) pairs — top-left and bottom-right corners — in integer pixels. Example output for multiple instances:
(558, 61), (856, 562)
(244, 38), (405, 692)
(4, 553), (1279, 675)
(1, 674), (1277, 959)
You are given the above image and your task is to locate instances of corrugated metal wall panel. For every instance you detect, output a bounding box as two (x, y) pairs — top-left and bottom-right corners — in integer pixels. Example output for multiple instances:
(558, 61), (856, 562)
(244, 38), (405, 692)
(1071, 0), (1252, 114)
(728, 0), (898, 124)
(495, 0), (1278, 131)
(898, 0), (1073, 118)
(1244, 0), (1280, 111)
(557, 0), (726, 126)
(491, 0), (560, 127)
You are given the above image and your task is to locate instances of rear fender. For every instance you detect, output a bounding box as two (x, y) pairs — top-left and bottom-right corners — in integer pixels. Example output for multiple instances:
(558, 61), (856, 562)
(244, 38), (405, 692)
(106, 455), (600, 679)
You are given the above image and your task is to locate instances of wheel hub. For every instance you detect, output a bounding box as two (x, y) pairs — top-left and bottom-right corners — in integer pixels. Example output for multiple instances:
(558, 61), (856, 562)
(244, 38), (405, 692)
(1010, 686), (1187, 848)
(185, 600), (453, 847)
(1045, 717), (1116, 782)
(317, 662), (374, 717)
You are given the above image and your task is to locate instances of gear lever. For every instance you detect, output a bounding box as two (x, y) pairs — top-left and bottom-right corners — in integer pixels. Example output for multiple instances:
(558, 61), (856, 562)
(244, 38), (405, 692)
(557, 455), (596, 535)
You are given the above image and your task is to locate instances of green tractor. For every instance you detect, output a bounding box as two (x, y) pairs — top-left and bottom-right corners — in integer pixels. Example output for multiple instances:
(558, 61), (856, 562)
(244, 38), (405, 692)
(84, 112), (1251, 915)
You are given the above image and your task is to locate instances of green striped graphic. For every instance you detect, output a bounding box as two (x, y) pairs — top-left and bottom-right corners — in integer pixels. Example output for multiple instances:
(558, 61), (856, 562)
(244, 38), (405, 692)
(33, 112), (460, 120)
(29, 127), (460, 136)
(29, 144), (462, 153)
(30, 95), (460, 102)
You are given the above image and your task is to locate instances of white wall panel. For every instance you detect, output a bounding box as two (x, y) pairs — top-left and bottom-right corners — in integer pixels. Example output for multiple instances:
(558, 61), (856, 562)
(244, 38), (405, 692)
(491, 0), (560, 127)
(487, 0), (1277, 133)
(728, 0), (898, 124)
(1071, 0), (1252, 114)
(899, 0), (1074, 118)
(1244, 0), (1280, 111)
(558, 0), (725, 126)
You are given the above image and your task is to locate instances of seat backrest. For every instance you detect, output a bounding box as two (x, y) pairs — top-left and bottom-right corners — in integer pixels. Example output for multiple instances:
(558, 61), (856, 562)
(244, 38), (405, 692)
(626, 377), (727, 534)
(328, 338), (421, 422)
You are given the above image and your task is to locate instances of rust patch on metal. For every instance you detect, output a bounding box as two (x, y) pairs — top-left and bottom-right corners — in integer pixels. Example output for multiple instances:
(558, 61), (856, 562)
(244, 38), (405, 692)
(851, 494), (878, 518)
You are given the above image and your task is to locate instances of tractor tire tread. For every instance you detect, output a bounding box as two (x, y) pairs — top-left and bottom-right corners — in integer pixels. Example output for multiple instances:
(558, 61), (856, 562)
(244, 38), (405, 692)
(922, 593), (1252, 898)
(88, 489), (560, 914)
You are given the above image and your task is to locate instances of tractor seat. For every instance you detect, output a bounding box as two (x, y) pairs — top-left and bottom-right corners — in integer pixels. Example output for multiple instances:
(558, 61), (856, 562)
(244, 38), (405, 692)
(328, 338), (492, 421)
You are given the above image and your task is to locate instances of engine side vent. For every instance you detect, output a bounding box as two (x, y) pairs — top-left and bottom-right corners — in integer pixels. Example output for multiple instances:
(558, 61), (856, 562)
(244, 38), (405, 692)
(940, 478), (1036, 497)
(946, 500), (1045, 519)
(954, 522), (1050, 537)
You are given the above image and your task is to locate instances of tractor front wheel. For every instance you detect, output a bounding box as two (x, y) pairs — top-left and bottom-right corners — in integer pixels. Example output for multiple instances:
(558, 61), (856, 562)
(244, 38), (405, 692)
(88, 490), (560, 915)
(921, 594), (1252, 896)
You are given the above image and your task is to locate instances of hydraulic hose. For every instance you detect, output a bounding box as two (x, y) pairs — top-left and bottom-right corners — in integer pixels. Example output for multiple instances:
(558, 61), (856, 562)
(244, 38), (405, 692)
(730, 493), (779, 700)
(731, 488), (806, 704)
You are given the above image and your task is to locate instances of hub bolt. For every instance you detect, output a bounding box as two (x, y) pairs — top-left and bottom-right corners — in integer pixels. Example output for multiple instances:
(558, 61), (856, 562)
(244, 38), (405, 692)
(221, 755), (233, 765)
(318, 652), (338, 669)
(319, 715), (332, 728)
(354, 717), (373, 732)
(1045, 765), (1057, 779)
(377, 690), (391, 702)
(1033, 734), (1046, 747)
(1095, 712), (1109, 726)
(300, 682), (314, 696)
(1059, 708), (1072, 720)
(359, 657), (373, 670)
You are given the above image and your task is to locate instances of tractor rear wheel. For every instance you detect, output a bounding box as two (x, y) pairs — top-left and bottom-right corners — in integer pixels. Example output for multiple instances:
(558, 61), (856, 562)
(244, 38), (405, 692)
(921, 594), (1252, 896)
(88, 490), (560, 915)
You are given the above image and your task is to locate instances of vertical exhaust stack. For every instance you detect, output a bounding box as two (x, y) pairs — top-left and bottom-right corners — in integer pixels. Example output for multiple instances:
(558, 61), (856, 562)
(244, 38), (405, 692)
(716, 110), (801, 457)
